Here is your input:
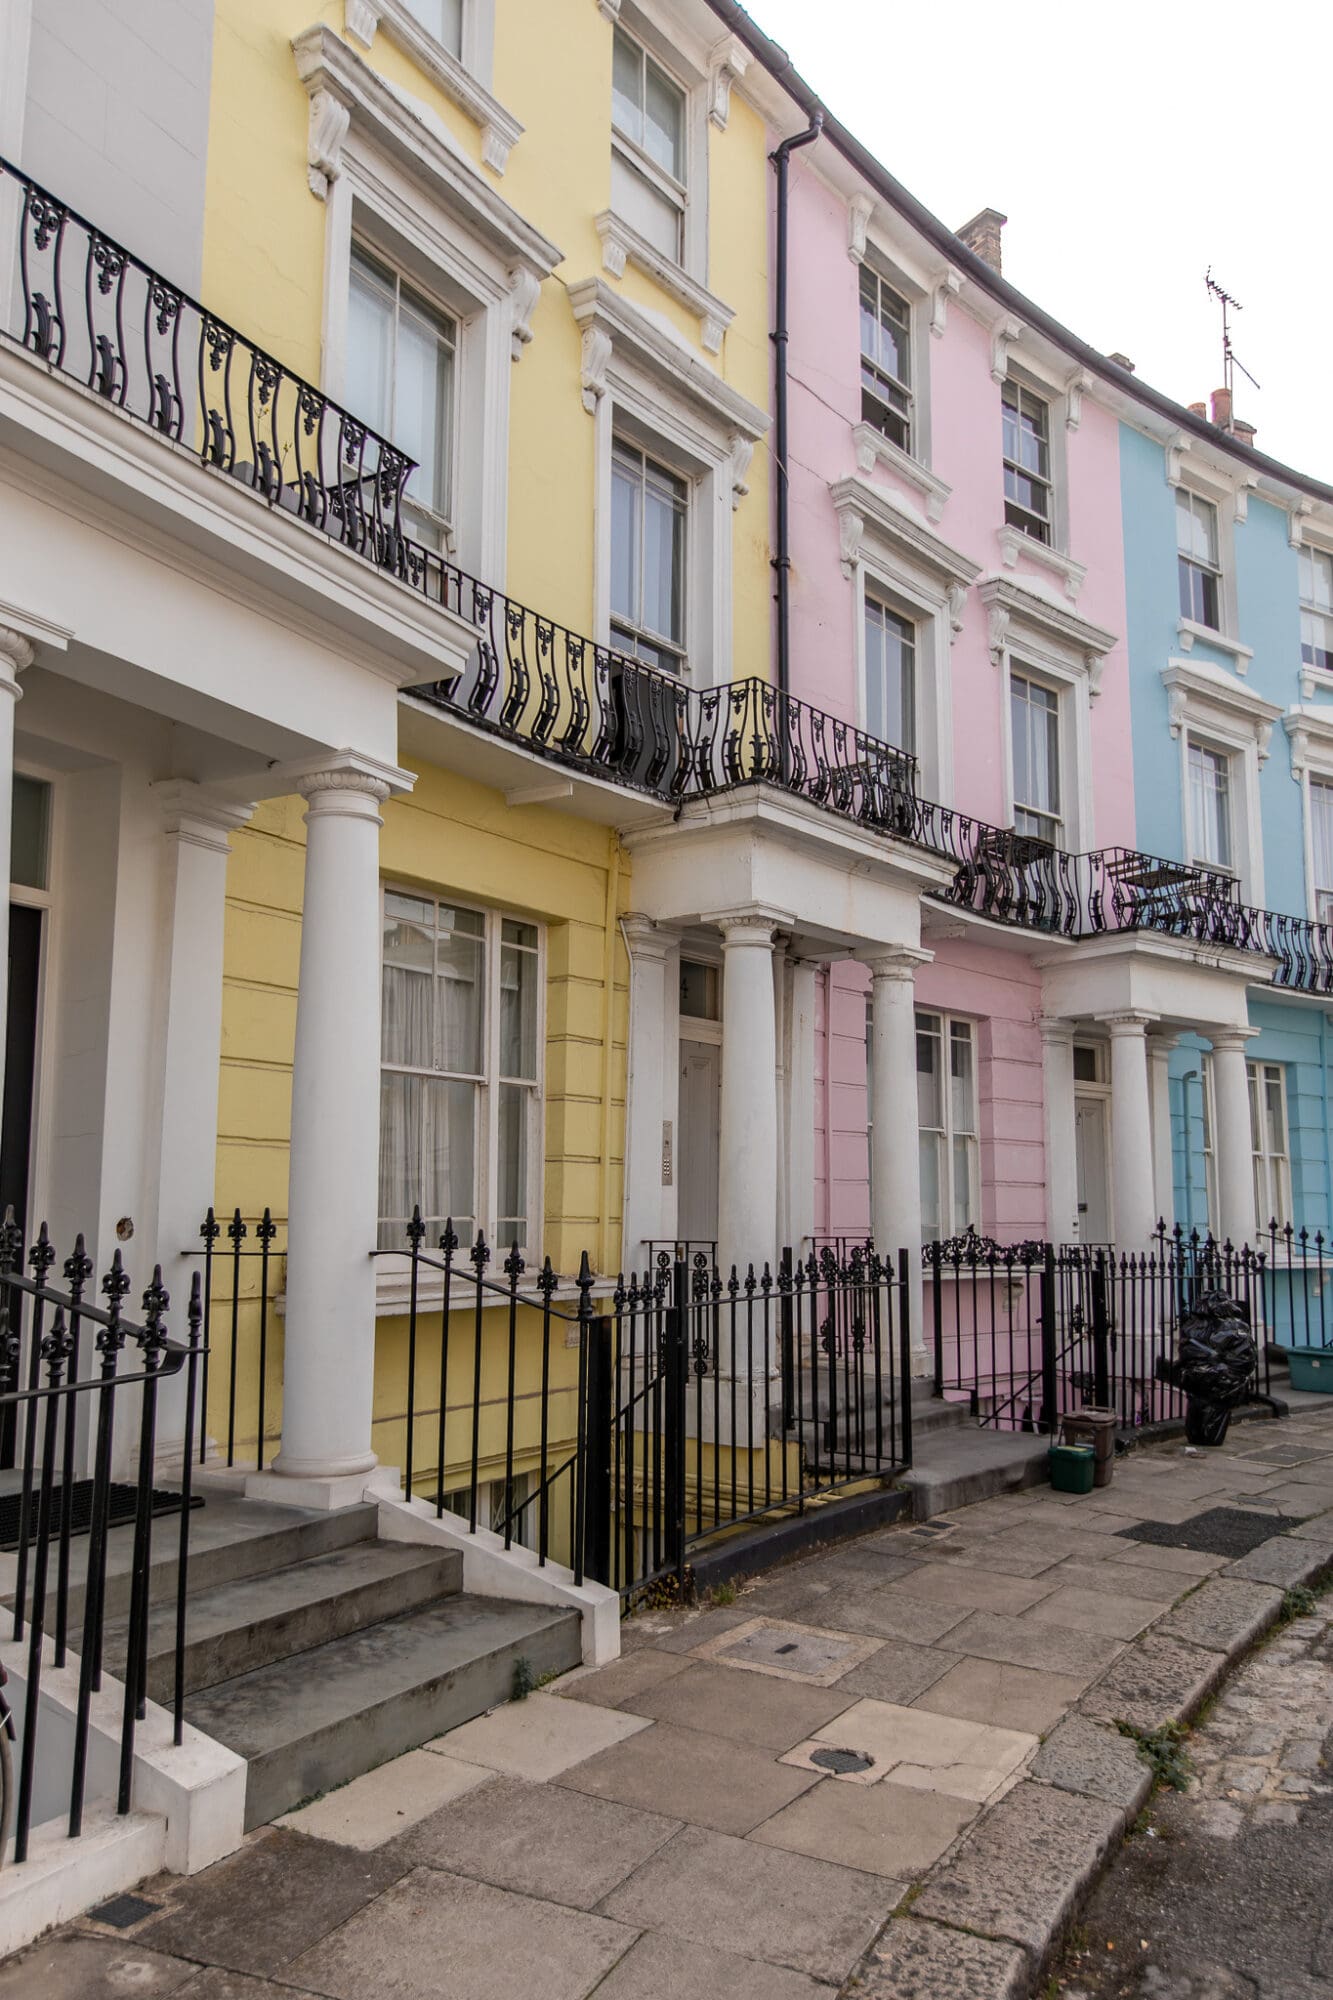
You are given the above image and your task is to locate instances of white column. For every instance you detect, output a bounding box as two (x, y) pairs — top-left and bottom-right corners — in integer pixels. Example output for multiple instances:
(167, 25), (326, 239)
(866, 946), (932, 1367)
(149, 784), (253, 1461)
(0, 630), (30, 1117)
(269, 759), (405, 1498)
(1103, 1012), (1158, 1248)
(1039, 1017), (1078, 1245)
(621, 914), (672, 1274)
(784, 958), (817, 1260)
(1148, 1033), (1178, 1236)
(1211, 1026), (1258, 1248)
(716, 912), (781, 1280)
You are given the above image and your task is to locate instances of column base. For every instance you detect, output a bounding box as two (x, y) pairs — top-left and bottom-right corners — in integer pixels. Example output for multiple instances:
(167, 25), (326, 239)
(245, 1464), (402, 1513)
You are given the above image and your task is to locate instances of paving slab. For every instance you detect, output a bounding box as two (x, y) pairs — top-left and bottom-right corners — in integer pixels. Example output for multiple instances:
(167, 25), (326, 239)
(1028, 1715), (1154, 1812)
(1041, 1557), (1187, 1605)
(1103, 1539), (1227, 1577)
(1019, 1583), (1161, 1639)
(691, 1615), (882, 1685)
(912, 1658), (1087, 1736)
(1289, 1514), (1333, 1541)
(0, 1936), (198, 2000)
(1247, 1480), (1333, 1516)
(429, 1691), (650, 1779)
(556, 1648), (694, 1710)
(833, 1639), (963, 1705)
(1079, 1634), (1228, 1733)
(753, 1772), (974, 1876)
(1155, 1577), (1284, 1656)
(941, 1610), (1124, 1682)
(597, 1824), (887, 1984)
(588, 1932), (837, 1999)
(796, 1698), (1035, 1802)
(854, 1917), (1029, 2000)
(913, 1778), (1123, 1961)
(554, 1719), (820, 1834)
(274, 1747), (494, 1849)
(624, 1605), (750, 1654)
(138, 1830), (405, 1978)
(285, 1867), (636, 2000)
(168, 1976), (303, 2000)
(749, 1576), (972, 1644)
(886, 1562), (1057, 1615)
(387, 1773), (678, 1907)
(1225, 1534), (1333, 1589)
(621, 1658), (856, 1750)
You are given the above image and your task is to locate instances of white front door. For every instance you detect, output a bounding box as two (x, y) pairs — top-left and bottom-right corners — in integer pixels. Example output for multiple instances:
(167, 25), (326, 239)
(677, 1039), (720, 1245)
(1075, 1094), (1111, 1244)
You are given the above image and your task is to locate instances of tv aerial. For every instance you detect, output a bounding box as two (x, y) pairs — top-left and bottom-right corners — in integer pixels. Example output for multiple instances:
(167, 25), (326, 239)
(1205, 269), (1260, 418)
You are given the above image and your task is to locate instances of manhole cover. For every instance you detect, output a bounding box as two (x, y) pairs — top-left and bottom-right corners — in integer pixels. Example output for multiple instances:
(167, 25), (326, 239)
(719, 1625), (858, 1678)
(90, 1893), (162, 1930)
(1118, 1506), (1288, 1558)
(810, 1746), (874, 1775)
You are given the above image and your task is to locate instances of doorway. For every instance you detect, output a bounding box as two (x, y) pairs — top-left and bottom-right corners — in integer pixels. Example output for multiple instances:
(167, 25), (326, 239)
(0, 902), (41, 1467)
(1074, 1094), (1110, 1245)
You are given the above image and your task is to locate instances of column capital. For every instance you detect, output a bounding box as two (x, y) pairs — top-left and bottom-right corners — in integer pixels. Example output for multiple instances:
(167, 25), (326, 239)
(0, 627), (32, 687)
(1100, 1010), (1158, 1037)
(1147, 1031), (1181, 1061)
(621, 913), (672, 959)
(1037, 1014), (1073, 1046)
(270, 749), (415, 805)
(1208, 1026), (1259, 1055)
(862, 944), (933, 982)
(707, 907), (792, 947)
(152, 781), (255, 856)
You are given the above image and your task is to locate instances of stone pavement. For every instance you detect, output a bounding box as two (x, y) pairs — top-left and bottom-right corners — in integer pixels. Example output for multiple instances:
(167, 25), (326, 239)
(1051, 1594), (1333, 1999)
(10, 1409), (1333, 2000)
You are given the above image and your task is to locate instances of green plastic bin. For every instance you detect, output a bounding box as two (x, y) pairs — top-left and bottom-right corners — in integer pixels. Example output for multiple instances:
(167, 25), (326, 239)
(1049, 1443), (1095, 1494)
(1284, 1346), (1333, 1394)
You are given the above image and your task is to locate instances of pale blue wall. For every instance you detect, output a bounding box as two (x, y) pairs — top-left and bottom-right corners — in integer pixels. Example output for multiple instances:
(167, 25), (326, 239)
(1119, 420), (1333, 1234)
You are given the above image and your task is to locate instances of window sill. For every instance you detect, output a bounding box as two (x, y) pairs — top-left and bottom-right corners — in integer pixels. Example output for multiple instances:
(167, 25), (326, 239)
(345, 0), (523, 173)
(1297, 663), (1333, 701)
(1177, 619), (1254, 671)
(996, 524), (1086, 604)
(372, 1260), (622, 1322)
(851, 423), (950, 525)
(594, 210), (734, 354)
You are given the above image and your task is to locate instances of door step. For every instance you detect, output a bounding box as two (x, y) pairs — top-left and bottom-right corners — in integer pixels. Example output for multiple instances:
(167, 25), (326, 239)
(187, 1593), (583, 1830)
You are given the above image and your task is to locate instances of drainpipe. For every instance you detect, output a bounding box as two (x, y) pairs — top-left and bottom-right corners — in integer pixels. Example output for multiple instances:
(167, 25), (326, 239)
(771, 111), (822, 710)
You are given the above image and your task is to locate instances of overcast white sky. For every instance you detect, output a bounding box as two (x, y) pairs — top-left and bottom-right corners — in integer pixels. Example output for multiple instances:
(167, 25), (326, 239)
(746, 0), (1329, 480)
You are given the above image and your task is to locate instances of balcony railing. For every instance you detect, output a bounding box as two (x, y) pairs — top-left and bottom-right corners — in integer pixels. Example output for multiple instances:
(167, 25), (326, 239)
(6, 159), (1333, 998)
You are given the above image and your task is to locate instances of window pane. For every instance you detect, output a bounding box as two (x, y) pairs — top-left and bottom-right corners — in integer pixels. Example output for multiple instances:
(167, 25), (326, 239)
(497, 1082), (529, 1243)
(422, 1076), (476, 1233)
(916, 1016), (943, 1128)
(642, 465), (685, 642)
(949, 1023), (976, 1135)
(610, 151), (681, 261)
(611, 28), (643, 144)
(865, 599), (914, 752)
(395, 294), (454, 519)
(379, 1071), (419, 1243)
(919, 1131), (942, 1236)
(643, 57), (684, 179)
(346, 254), (395, 438)
(610, 448), (641, 624)
(403, 0), (462, 54)
(436, 911), (484, 1072)
(951, 1136), (975, 1233)
(1312, 781), (1333, 899)
(1189, 744), (1231, 869)
(500, 934), (539, 1079)
(680, 959), (719, 1019)
(10, 775), (50, 891)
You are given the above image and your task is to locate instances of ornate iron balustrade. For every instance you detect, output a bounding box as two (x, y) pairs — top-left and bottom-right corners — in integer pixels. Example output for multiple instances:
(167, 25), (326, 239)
(1, 157), (413, 559)
(8, 160), (1333, 996)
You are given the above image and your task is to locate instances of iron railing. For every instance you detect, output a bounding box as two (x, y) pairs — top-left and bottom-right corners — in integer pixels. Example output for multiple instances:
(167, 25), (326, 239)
(372, 1218), (912, 1599)
(922, 1222), (1315, 1435)
(0, 1217), (203, 1867)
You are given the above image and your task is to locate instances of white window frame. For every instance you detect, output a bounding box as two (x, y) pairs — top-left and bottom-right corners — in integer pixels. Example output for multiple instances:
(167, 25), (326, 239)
(610, 23), (689, 267)
(602, 2), (711, 288)
(348, 239), (459, 551)
(1310, 774), (1333, 925)
(296, 27), (559, 581)
(858, 259), (915, 458)
(339, 2), (520, 174)
(862, 588), (916, 757)
(1168, 467), (1247, 664)
(610, 435), (690, 675)
(1176, 486), (1224, 634)
(915, 1008), (979, 1241)
(572, 279), (766, 691)
(846, 220), (944, 519)
(1001, 376), (1055, 548)
(378, 886), (545, 1254)
(1197, 1055), (1219, 1235)
(1185, 736), (1236, 877)
(832, 475), (981, 804)
(1009, 665), (1064, 846)
(984, 579), (1109, 853)
(1248, 1058), (1292, 1232)
(1162, 661), (1281, 907)
(1299, 541), (1333, 685)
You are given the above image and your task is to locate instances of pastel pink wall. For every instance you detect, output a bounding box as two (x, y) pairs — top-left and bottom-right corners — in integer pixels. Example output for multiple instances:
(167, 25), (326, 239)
(780, 153), (1137, 1245)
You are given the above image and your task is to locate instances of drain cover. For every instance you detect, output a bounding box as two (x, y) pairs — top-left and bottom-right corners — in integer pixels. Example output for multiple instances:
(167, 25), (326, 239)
(810, 1746), (874, 1775)
(90, 1893), (161, 1929)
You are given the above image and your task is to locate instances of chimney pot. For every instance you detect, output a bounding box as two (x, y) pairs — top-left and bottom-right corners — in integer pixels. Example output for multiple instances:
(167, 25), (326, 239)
(1108, 351), (1136, 373)
(1233, 417), (1257, 448)
(956, 207), (1006, 274)
(1188, 401), (1207, 419)
(1210, 386), (1233, 431)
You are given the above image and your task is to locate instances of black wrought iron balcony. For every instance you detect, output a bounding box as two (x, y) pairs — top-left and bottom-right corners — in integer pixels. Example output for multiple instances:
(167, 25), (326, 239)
(1, 158), (413, 559)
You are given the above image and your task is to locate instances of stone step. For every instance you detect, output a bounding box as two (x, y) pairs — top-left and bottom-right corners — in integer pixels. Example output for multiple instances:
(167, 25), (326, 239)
(104, 1539), (463, 1700)
(20, 1495), (381, 1633)
(898, 1426), (1052, 1519)
(188, 1593), (583, 1831)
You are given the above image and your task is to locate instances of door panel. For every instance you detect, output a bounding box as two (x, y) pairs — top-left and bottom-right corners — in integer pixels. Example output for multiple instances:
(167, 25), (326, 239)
(1074, 1094), (1110, 1244)
(0, 904), (41, 1467)
(677, 1040), (720, 1245)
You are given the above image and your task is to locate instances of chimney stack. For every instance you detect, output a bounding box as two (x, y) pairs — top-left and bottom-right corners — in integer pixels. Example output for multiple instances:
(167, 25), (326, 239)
(1188, 401), (1207, 419)
(1210, 386), (1234, 432)
(956, 208), (1006, 274)
(1233, 418), (1257, 449)
(1108, 352), (1136, 373)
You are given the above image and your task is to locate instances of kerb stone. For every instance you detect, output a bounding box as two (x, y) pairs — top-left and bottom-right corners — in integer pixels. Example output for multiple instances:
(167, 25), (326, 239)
(913, 1779), (1121, 1962)
(1225, 1536), (1333, 1591)
(1028, 1715), (1152, 1813)
(855, 1917), (1028, 1999)
(1078, 1635), (1226, 1734)
(1155, 1579), (1283, 1658)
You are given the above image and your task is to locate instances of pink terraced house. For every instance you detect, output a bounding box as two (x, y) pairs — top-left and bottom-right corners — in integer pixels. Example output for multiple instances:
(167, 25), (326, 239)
(779, 165), (1138, 1270)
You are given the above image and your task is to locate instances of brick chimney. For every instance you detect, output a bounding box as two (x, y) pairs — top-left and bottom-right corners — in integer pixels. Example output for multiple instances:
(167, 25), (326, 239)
(1188, 401), (1207, 419)
(956, 208), (1006, 273)
(1210, 386), (1233, 432)
(1233, 418), (1257, 449)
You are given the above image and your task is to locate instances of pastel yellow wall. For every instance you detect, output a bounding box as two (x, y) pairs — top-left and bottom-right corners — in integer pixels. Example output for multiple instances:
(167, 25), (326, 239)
(202, 0), (774, 672)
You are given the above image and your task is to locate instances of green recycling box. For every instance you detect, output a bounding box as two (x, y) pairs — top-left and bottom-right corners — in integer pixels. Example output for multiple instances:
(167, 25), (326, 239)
(1048, 1443), (1096, 1494)
(1283, 1346), (1333, 1394)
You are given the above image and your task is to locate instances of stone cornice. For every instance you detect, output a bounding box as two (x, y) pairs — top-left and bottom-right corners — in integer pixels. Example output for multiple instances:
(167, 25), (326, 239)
(341, 0), (523, 173)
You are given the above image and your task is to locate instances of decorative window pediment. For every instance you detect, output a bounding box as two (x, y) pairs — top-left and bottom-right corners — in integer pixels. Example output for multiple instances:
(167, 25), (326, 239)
(340, 0), (521, 172)
(978, 575), (1116, 696)
(1162, 659), (1282, 762)
(829, 474), (979, 624)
